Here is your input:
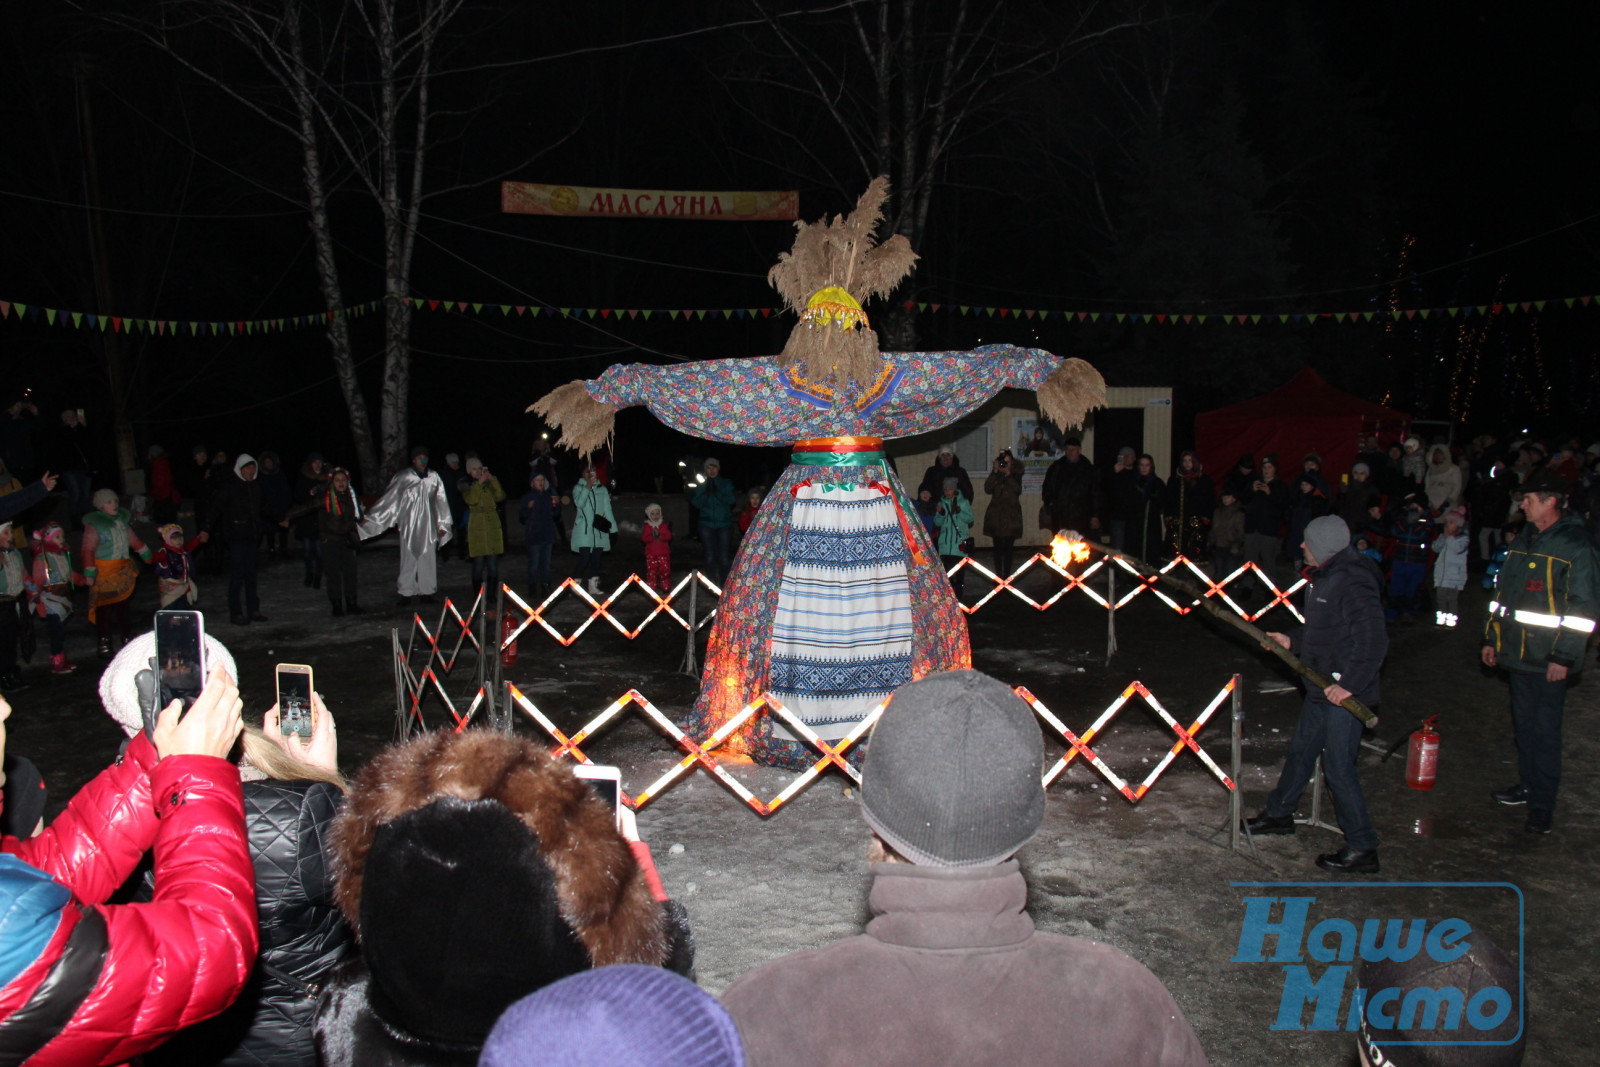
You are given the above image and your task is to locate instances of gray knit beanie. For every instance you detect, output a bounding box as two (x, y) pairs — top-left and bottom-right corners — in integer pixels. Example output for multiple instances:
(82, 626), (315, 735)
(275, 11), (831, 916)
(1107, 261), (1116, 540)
(1303, 515), (1350, 566)
(861, 670), (1044, 867)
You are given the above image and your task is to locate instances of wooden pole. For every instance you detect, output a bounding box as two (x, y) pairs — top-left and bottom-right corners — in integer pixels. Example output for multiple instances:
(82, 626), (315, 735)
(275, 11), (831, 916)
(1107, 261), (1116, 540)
(1103, 550), (1379, 728)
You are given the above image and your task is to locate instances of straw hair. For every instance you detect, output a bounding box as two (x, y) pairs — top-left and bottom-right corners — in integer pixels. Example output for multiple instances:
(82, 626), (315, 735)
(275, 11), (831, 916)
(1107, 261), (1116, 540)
(769, 175), (918, 391)
(529, 379), (616, 458)
(1036, 358), (1107, 431)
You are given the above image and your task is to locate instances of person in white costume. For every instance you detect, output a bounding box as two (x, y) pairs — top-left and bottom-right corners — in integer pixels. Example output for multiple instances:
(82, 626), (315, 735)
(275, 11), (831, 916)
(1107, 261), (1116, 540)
(359, 445), (453, 605)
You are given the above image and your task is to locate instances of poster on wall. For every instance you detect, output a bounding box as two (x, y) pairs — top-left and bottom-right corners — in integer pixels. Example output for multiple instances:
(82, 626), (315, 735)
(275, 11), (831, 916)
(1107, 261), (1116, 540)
(1011, 417), (1064, 495)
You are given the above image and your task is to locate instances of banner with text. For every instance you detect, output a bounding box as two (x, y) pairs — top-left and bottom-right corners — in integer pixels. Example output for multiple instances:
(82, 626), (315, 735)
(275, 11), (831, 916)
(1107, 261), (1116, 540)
(501, 182), (797, 221)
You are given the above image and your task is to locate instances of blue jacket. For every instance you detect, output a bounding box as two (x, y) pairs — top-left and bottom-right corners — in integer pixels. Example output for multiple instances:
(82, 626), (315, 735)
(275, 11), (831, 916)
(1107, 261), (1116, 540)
(691, 477), (737, 529)
(518, 488), (559, 546)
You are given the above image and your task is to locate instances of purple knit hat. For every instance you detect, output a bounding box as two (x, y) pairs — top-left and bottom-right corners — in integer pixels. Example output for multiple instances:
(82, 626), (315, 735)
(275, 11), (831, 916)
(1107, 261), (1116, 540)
(480, 964), (745, 1067)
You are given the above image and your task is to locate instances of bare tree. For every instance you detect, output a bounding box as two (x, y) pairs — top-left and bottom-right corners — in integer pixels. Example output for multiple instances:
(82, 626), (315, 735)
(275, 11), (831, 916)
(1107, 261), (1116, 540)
(102, 0), (463, 485)
(718, 0), (1151, 344)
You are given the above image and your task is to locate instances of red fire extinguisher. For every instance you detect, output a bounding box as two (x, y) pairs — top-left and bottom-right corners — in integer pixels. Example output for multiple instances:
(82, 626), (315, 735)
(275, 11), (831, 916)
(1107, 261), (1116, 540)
(500, 610), (519, 668)
(1406, 716), (1440, 790)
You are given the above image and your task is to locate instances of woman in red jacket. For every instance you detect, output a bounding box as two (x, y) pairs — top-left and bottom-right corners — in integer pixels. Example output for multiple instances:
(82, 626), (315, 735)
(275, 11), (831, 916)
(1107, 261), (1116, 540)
(0, 667), (257, 1067)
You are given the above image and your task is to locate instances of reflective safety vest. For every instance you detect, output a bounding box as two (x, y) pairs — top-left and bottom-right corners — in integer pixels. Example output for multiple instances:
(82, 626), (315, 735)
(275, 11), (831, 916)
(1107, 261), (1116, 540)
(1483, 511), (1600, 672)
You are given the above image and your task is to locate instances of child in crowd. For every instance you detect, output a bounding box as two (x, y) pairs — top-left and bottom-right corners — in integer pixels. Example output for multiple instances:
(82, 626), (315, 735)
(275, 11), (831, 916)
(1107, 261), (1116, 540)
(1208, 489), (1245, 577)
(1431, 507), (1470, 627)
(0, 523), (27, 691)
(1483, 522), (1520, 590)
(518, 472), (558, 599)
(28, 522), (77, 675)
(933, 477), (974, 598)
(914, 489), (939, 539)
(641, 503), (673, 595)
(737, 488), (765, 537)
(1386, 492), (1432, 622)
(151, 523), (209, 611)
(1352, 531), (1384, 567)
(81, 488), (152, 656)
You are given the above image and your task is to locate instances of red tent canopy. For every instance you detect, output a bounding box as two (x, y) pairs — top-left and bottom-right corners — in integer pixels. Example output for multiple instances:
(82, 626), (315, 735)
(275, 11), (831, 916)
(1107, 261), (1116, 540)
(1195, 367), (1410, 495)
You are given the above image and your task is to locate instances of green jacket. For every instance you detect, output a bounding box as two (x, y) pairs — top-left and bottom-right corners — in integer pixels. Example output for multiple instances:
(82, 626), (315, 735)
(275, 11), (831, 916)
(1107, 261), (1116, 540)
(691, 476), (737, 529)
(570, 482), (615, 551)
(460, 476), (506, 558)
(1483, 511), (1600, 672)
(933, 494), (974, 556)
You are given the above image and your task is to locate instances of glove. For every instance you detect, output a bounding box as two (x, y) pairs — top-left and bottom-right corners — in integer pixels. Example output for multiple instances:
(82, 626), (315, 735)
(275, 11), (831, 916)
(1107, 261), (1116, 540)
(133, 657), (160, 739)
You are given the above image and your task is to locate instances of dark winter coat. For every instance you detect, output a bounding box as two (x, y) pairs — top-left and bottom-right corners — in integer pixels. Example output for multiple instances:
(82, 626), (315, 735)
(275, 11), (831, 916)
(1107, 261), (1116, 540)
(208, 473), (271, 543)
(918, 459), (975, 503)
(519, 487), (559, 546)
(722, 862), (1209, 1067)
(149, 778), (351, 1067)
(1041, 454), (1101, 533)
(1335, 479), (1380, 532)
(1208, 502), (1245, 553)
(1285, 547), (1387, 706)
(441, 465), (467, 519)
(982, 465), (1024, 539)
(258, 453), (292, 523)
(1163, 471), (1214, 559)
(1243, 477), (1292, 536)
(1119, 473), (1166, 560)
(1285, 478), (1331, 560)
(691, 476), (738, 529)
(49, 421), (94, 477)
(293, 462), (331, 540)
(1390, 514), (1432, 565)
(1470, 467), (1516, 531)
(1483, 511), (1600, 673)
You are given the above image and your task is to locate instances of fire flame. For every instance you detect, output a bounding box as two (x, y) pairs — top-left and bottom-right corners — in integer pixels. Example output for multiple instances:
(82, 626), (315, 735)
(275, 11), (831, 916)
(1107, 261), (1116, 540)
(1050, 531), (1092, 566)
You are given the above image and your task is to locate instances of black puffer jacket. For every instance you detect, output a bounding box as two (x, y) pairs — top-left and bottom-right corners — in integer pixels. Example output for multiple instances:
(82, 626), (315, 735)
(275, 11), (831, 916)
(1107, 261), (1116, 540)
(151, 778), (351, 1067)
(1286, 547), (1388, 706)
(208, 472), (270, 544)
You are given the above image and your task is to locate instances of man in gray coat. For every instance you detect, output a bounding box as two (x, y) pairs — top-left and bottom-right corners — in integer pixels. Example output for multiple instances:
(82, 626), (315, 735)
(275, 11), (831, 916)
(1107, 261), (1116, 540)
(721, 670), (1208, 1067)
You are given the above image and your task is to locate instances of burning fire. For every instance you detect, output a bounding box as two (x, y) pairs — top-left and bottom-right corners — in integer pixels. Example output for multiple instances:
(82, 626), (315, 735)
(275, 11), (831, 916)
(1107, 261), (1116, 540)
(1050, 531), (1093, 567)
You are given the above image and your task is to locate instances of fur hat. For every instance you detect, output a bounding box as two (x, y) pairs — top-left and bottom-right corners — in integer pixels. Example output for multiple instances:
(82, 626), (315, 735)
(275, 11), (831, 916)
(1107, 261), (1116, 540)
(482, 965), (745, 1067)
(862, 670), (1044, 866)
(329, 730), (667, 1047)
(98, 631), (239, 739)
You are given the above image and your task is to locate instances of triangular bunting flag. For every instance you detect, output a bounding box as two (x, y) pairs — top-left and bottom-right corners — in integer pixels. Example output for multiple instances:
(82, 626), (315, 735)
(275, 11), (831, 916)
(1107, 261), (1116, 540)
(1077, 312), (1088, 322)
(642, 310), (653, 320)
(1155, 313), (1166, 324)
(72, 312), (83, 328)
(917, 303), (927, 312)
(628, 309), (639, 320)
(45, 308), (58, 326)
(1418, 309), (1430, 319)
(761, 308), (772, 318)
(454, 301), (467, 313)
(691, 309), (703, 320)
(1236, 314), (1248, 324)
(111, 316), (123, 332)
(1520, 302), (1531, 312)
(1534, 300), (1546, 311)
(0, 301), (9, 319)
(930, 304), (941, 313)
(1475, 305), (1487, 315)
(1197, 315), (1207, 324)
(600, 309), (612, 319)
(1564, 298), (1575, 308)
(904, 300), (915, 311)
(1363, 311), (1374, 321)
(998, 308), (1010, 318)
(1181, 314), (1192, 324)
(1447, 307), (1459, 318)
(1024, 309), (1036, 319)
(14, 304), (27, 319)
(1279, 314), (1291, 324)
(959, 306), (970, 315)
(1404, 309), (1417, 320)
(719, 309), (731, 319)
(1116, 313), (1127, 324)
(985, 307), (997, 317)
(1581, 295), (1593, 306)
(585, 309), (598, 319)
(1250, 314), (1262, 325)
(1090, 313), (1100, 323)
(472, 303), (484, 314)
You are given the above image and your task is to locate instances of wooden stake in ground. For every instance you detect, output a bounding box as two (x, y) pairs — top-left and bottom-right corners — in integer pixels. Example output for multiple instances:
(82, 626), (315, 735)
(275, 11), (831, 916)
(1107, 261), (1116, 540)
(1104, 550), (1379, 729)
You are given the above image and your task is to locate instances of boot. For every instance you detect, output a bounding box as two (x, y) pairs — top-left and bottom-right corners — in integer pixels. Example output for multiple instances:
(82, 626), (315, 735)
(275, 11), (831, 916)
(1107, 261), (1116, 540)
(49, 652), (77, 675)
(0, 671), (28, 694)
(346, 597), (363, 616)
(586, 576), (602, 596)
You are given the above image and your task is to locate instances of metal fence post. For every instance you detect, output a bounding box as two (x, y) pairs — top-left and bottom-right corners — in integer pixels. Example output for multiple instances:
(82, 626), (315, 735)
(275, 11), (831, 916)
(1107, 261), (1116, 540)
(1230, 674), (1242, 853)
(1105, 563), (1118, 665)
(679, 572), (699, 677)
(391, 628), (407, 741)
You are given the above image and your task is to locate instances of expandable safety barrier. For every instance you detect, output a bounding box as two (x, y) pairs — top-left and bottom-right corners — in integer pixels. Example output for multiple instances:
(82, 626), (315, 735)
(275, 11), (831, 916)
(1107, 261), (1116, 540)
(489, 675), (1239, 816)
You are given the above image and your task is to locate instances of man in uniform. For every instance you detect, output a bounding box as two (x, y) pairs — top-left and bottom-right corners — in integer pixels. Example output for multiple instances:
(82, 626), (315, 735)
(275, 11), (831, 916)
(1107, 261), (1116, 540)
(1482, 468), (1599, 834)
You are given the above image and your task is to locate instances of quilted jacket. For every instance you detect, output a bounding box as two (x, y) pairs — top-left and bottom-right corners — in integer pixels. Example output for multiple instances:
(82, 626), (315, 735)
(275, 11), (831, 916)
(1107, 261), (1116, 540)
(0, 734), (257, 1066)
(150, 778), (351, 1067)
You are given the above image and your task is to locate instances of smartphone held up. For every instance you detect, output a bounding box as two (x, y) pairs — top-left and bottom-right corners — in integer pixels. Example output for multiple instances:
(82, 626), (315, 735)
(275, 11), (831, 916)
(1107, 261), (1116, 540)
(276, 664), (314, 738)
(573, 764), (622, 829)
(154, 610), (207, 715)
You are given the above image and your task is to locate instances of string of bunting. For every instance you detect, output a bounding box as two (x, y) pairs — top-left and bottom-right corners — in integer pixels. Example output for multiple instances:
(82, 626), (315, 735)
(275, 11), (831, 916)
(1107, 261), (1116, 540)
(1, 291), (1596, 337)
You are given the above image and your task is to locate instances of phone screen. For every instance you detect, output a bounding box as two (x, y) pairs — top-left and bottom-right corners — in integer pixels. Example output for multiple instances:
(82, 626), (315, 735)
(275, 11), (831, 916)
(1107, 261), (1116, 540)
(154, 611), (206, 713)
(585, 776), (619, 814)
(277, 668), (313, 738)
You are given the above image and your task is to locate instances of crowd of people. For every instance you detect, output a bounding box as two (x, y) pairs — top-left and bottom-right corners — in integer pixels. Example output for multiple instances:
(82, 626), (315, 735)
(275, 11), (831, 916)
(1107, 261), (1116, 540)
(0, 647), (1531, 1066)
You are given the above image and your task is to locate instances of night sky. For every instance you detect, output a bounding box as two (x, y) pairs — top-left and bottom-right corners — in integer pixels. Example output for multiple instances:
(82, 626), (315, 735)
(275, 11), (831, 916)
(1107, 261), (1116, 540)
(2, 0), (1595, 488)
